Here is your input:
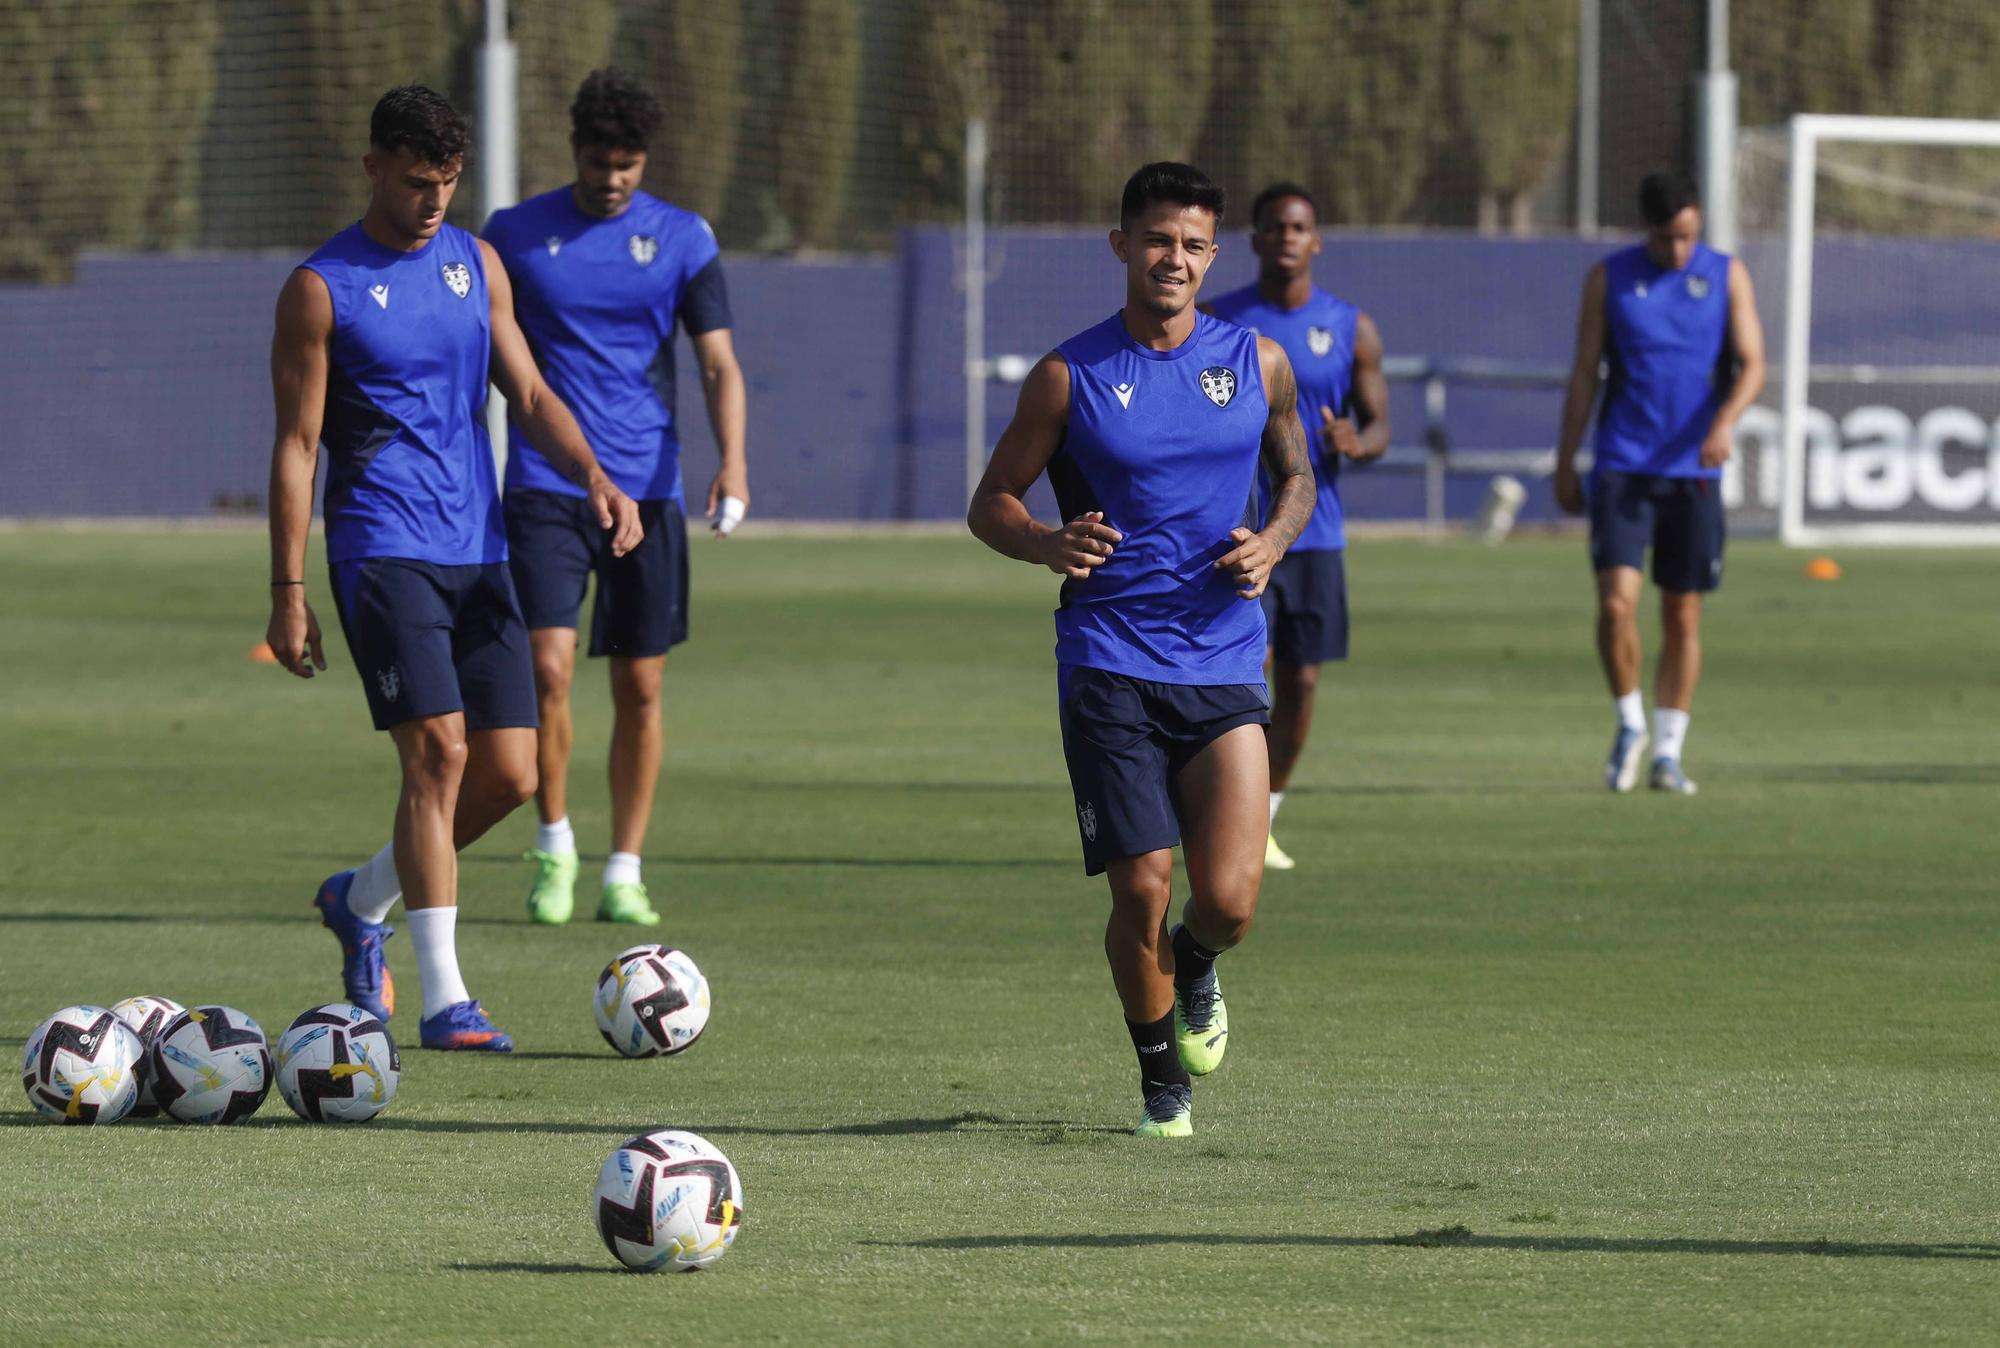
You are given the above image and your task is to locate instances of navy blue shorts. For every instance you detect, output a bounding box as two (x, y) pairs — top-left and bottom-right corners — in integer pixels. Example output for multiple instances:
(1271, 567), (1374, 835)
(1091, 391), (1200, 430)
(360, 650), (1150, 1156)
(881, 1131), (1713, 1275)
(328, 559), (539, 732)
(506, 489), (689, 658)
(1057, 666), (1271, 876)
(1589, 471), (1726, 593)
(1261, 547), (1349, 665)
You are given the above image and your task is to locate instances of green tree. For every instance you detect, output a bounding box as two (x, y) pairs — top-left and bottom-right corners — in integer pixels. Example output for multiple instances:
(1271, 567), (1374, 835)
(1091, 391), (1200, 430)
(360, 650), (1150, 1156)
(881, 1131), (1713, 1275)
(1450, 0), (1575, 233)
(894, 0), (1001, 224)
(512, 1), (617, 200)
(0, 0), (220, 281)
(622, 0), (744, 224)
(767, 0), (864, 247)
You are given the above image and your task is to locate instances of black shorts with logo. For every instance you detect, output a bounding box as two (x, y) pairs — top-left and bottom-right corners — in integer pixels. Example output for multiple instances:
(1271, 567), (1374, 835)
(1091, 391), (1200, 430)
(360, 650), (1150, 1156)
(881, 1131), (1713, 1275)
(1057, 665), (1270, 876)
(1588, 471), (1726, 593)
(329, 558), (539, 732)
(506, 489), (690, 658)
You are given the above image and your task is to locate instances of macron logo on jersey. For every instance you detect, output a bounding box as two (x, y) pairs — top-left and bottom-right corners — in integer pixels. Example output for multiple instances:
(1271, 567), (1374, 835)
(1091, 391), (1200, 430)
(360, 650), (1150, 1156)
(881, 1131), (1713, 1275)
(1113, 381), (1135, 410)
(369, 284), (389, 309)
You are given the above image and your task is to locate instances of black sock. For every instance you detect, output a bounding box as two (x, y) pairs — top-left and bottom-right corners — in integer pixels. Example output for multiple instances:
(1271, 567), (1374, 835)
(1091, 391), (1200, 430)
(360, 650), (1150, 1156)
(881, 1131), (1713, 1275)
(1126, 1011), (1190, 1091)
(1171, 922), (1221, 988)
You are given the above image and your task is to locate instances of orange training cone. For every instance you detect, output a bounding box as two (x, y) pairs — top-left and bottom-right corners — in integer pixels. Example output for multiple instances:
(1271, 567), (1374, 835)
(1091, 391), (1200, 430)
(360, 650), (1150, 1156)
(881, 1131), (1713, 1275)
(1805, 557), (1842, 581)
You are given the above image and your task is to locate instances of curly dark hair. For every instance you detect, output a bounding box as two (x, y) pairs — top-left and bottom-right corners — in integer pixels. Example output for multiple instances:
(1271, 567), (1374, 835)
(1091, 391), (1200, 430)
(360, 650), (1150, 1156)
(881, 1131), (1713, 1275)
(570, 68), (663, 151)
(1250, 181), (1318, 230)
(369, 85), (471, 166)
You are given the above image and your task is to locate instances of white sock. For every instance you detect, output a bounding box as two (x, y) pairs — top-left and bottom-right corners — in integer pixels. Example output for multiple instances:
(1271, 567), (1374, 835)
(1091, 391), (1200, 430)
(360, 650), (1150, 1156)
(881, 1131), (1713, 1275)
(1615, 690), (1645, 732)
(537, 817), (576, 855)
(603, 852), (642, 889)
(1653, 707), (1690, 762)
(347, 844), (401, 925)
(1268, 791), (1285, 826)
(408, 906), (472, 1018)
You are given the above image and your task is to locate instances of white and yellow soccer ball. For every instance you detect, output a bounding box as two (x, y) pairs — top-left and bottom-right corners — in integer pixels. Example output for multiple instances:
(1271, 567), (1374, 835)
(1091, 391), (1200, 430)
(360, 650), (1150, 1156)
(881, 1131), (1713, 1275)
(274, 1002), (401, 1124)
(593, 1129), (744, 1271)
(147, 1006), (272, 1125)
(594, 944), (711, 1058)
(111, 994), (185, 1118)
(20, 1005), (145, 1125)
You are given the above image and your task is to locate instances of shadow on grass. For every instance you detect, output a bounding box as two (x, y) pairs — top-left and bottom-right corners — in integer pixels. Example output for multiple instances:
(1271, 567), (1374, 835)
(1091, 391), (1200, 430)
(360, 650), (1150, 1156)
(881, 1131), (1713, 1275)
(447, 1262), (629, 1276)
(875, 1229), (2000, 1260)
(0, 911), (301, 926)
(1752, 762), (2000, 786)
(456, 853), (1074, 871)
(369, 1111), (1122, 1139)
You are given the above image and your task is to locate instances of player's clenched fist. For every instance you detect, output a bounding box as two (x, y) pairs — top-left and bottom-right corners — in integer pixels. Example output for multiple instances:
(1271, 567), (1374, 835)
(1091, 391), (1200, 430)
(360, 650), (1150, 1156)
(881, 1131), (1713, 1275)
(1215, 525), (1282, 599)
(1039, 511), (1122, 581)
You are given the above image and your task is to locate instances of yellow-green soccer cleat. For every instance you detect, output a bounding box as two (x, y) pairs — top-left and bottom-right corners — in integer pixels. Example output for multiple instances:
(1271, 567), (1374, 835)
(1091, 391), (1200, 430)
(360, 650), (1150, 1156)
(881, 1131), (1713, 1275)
(1134, 1082), (1193, 1137)
(1264, 832), (1296, 871)
(597, 880), (661, 926)
(524, 849), (578, 926)
(1174, 968), (1229, 1075)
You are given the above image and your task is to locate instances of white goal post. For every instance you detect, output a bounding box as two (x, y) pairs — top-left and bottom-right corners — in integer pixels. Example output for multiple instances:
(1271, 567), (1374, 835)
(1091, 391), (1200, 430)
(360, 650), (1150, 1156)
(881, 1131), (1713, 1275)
(1781, 114), (2000, 546)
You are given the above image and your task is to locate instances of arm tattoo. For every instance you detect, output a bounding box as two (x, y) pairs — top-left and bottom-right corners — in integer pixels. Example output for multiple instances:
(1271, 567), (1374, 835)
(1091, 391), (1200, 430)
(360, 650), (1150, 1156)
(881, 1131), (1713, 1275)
(1259, 353), (1315, 551)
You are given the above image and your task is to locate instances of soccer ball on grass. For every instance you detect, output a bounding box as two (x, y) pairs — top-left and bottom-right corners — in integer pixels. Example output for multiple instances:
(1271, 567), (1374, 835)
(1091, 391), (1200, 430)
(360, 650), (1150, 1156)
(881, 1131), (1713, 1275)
(593, 1129), (744, 1271)
(594, 944), (710, 1058)
(20, 1005), (145, 1125)
(147, 1005), (272, 1125)
(274, 1002), (400, 1123)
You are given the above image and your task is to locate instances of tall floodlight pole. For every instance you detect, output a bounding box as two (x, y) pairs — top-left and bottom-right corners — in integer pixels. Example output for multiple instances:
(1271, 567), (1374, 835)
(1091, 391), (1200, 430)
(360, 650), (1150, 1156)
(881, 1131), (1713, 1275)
(479, 0), (519, 467)
(1694, 0), (1738, 252)
(964, 118), (989, 505)
(1576, 0), (1599, 233)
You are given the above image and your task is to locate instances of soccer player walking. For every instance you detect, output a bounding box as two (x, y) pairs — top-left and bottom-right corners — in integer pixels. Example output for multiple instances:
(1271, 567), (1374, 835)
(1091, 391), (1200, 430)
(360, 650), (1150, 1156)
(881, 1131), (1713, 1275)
(484, 69), (750, 927)
(1554, 172), (1766, 794)
(969, 163), (1313, 1137)
(1207, 183), (1390, 870)
(265, 87), (641, 1050)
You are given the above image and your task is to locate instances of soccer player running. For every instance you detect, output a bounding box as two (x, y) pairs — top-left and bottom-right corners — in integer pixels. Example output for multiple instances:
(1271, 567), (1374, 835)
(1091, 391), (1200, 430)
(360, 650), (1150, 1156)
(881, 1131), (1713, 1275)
(1206, 183), (1389, 871)
(969, 163), (1314, 1137)
(266, 87), (641, 1050)
(484, 69), (749, 927)
(1554, 171), (1766, 794)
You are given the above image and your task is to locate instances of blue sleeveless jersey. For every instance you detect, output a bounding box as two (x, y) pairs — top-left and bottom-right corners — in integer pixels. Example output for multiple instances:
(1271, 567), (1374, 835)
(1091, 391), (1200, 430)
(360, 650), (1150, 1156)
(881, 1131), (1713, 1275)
(483, 188), (728, 504)
(1595, 242), (1732, 479)
(1049, 311), (1269, 685)
(1205, 284), (1356, 550)
(300, 222), (501, 566)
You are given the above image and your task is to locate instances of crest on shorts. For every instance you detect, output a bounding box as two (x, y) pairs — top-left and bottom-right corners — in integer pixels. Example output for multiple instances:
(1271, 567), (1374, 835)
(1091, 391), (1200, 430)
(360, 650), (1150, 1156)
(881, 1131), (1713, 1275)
(1079, 801), (1097, 842)
(441, 262), (471, 299)
(377, 666), (401, 702)
(1686, 273), (1711, 300)
(629, 234), (658, 266)
(1307, 325), (1334, 357)
(1199, 366), (1237, 408)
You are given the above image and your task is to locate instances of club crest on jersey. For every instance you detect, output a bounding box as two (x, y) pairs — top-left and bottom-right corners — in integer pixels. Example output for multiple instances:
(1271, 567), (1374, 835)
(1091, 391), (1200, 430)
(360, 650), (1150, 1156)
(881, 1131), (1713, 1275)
(1078, 801), (1097, 842)
(1307, 326), (1334, 357)
(629, 235), (658, 266)
(545, 236), (562, 257)
(441, 262), (471, 299)
(1686, 274), (1711, 300)
(1199, 366), (1237, 408)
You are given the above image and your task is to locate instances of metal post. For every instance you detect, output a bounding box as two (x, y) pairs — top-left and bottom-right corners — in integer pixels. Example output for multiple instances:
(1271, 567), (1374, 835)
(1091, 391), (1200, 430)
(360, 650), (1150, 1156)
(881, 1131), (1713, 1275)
(963, 118), (988, 505)
(479, 0), (519, 471)
(1576, 0), (1599, 234)
(1693, 0), (1738, 253)
(1778, 115), (1817, 545)
(1424, 374), (1448, 535)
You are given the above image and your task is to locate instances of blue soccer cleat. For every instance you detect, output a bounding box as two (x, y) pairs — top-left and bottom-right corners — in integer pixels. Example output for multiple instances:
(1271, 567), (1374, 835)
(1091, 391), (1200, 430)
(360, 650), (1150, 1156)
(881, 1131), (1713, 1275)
(419, 999), (514, 1052)
(314, 870), (395, 1021)
(1649, 756), (1699, 795)
(1605, 724), (1649, 793)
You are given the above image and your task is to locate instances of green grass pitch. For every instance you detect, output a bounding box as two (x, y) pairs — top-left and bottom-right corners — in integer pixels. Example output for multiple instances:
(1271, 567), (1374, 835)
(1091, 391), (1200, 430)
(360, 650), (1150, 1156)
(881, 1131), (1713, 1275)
(2, 527), (1997, 1344)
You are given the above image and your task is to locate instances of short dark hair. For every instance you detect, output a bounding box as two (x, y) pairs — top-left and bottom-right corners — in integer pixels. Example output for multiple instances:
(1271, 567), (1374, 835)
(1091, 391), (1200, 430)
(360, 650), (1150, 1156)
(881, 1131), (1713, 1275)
(1250, 181), (1318, 229)
(369, 85), (471, 167)
(1638, 171), (1700, 226)
(1119, 161), (1225, 231)
(571, 67), (663, 151)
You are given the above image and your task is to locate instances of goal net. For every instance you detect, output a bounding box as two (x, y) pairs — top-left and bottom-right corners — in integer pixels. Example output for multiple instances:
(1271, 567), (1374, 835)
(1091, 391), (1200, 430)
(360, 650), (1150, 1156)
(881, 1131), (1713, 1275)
(1736, 115), (2000, 545)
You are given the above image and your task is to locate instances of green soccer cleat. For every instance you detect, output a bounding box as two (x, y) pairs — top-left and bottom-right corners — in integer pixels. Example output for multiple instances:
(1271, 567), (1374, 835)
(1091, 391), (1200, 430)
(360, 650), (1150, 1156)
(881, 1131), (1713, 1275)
(597, 880), (661, 926)
(1134, 1082), (1193, 1137)
(1174, 967), (1229, 1075)
(1264, 833), (1296, 871)
(524, 849), (578, 926)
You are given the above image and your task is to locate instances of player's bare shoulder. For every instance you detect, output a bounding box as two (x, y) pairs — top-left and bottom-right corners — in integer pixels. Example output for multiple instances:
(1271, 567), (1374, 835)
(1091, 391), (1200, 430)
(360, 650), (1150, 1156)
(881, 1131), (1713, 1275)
(1017, 349), (1073, 422)
(1255, 334), (1297, 405)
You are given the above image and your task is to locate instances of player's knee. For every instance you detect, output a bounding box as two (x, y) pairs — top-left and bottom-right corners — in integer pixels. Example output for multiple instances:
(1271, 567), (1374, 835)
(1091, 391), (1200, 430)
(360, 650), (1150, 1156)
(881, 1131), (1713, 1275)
(1660, 595), (1702, 640)
(533, 653), (573, 701)
(611, 667), (663, 715)
(402, 724), (469, 787)
(1193, 885), (1257, 948)
(1597, 590), (1638, 626)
